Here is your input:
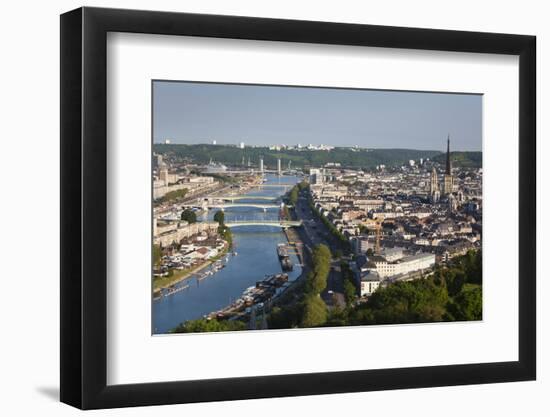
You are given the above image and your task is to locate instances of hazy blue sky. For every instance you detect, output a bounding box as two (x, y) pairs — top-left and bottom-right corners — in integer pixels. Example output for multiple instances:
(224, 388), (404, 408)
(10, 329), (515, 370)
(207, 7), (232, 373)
(153, 81), (482, 151)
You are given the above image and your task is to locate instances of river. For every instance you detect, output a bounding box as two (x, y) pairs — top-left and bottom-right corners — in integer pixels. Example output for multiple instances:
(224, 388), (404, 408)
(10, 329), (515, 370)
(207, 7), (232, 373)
(152, 174), (302, 334)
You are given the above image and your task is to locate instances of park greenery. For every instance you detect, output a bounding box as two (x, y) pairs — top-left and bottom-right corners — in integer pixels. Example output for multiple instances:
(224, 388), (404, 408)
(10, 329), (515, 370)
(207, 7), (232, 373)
(155, 144), (481, 169)
(180, 208), (197, 224)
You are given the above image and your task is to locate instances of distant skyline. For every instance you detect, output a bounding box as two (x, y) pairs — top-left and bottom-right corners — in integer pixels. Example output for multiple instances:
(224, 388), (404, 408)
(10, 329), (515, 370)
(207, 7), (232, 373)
(153, 81), (482, 151)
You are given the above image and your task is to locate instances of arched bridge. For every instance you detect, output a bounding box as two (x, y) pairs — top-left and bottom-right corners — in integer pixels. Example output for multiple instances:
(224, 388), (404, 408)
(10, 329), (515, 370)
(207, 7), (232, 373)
(249, 183), (293, 189)
(212, 195), (279, 202)
(206, 203), (280, 211)
(225, 220), (302, 228)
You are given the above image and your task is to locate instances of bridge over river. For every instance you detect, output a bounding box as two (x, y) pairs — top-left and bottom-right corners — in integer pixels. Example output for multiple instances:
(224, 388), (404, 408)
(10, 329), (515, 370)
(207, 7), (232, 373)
(211, 195), (279, 202)
(225, 220), (302, 228)
(206, 203), (280, 211)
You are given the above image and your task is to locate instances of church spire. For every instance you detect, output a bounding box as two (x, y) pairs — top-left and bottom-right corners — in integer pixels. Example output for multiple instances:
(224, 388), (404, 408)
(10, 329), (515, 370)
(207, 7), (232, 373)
(445, 134), (451, 175)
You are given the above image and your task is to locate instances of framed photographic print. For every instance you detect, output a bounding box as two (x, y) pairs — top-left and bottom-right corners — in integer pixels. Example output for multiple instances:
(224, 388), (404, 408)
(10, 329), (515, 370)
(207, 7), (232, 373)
(60, 6), (536, 409)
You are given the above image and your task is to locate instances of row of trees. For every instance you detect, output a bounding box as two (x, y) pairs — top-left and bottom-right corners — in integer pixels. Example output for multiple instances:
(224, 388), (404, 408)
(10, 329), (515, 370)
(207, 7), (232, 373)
(308, 198), (351, 252)
(288, 186), (299, 206)
(158, 188), (188, 203)
(171, 318), (246, 333)
(340, 261), (358, 306)
(301, 244), (332, 327)
(269, 244), (332, 329)
(286, 180), (308, 206)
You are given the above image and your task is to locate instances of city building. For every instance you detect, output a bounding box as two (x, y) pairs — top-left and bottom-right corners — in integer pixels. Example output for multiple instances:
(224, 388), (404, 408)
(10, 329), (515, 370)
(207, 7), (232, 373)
(153, 220), (218, 247)
(309, 168), (324, 185)
(351, 236), (371, 255)
(204, 159), (228, 174)
(360, 271), (381, 296)
(154, 153), (163, 168)
(364, 252), (435, 278)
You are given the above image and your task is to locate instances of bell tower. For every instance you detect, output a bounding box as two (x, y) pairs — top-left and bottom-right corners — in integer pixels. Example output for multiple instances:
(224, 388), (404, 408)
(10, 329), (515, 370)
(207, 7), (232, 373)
(443, 135), (454, 195)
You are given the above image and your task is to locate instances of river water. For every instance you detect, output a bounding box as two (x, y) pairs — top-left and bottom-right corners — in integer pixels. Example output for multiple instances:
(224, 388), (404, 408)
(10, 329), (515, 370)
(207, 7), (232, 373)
(152, 174), (302, 334)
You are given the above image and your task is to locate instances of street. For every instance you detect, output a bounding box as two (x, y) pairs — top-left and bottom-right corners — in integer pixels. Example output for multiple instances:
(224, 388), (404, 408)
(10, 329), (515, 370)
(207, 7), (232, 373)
(294, 190), (346, 308)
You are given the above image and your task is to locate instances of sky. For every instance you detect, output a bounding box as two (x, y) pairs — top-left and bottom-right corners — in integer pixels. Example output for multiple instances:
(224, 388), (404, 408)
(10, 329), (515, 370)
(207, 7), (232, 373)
(153, 81), (482, 151)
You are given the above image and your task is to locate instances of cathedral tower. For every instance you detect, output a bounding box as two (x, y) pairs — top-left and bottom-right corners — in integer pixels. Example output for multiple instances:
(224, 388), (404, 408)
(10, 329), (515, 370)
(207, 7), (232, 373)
(443, 135), (454, 195)
(430, 167), (440, 203)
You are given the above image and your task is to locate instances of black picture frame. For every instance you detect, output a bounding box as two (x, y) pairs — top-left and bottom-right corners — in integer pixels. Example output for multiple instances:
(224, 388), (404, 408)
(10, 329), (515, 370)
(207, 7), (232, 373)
(60, 6), (536, 410)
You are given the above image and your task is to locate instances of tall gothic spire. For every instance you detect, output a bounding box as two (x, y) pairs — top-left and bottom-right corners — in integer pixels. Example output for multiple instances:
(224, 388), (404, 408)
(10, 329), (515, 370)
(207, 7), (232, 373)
(445, 134), (451, 175)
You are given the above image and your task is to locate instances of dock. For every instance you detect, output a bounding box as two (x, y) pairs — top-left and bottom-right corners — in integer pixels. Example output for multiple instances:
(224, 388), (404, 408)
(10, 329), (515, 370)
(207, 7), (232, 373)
(207, 273), (289, 320)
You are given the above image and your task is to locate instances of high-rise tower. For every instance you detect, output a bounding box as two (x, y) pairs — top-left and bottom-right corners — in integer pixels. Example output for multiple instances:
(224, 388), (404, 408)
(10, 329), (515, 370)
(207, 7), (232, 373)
(443, 135), (454, 195)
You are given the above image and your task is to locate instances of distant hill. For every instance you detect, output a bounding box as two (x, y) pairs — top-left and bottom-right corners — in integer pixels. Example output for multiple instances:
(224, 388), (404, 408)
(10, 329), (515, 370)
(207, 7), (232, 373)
(154, 144), (447, 169)
(432, 151), (482, 168)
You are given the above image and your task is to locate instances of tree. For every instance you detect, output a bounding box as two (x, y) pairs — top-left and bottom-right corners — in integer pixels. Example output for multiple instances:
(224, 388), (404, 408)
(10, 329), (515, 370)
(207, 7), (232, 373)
(447, 285), (482, 321)
(268, 304), (302, 329)
(288, 186), (299, 205)
(325, 306), (349, 327)
(297, 181), (308, 191)
(180, 208), (197, 223)
(305, 244), (331, 295)
(171, 318), (247, 333)
(366, 248), (374, 257)
(300, 295), (327, 327)
(362, 279), (449, 324)
(213, 210), (225, 225)
(343, 280), (357, 305)
(218, 224), (233, 248)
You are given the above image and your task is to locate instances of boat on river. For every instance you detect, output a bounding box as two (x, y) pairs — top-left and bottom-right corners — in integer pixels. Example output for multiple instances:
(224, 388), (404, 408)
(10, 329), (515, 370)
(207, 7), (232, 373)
(277, 243), (288, 259)
(281, 257), (293, 271)
(277, 243), (293, 270)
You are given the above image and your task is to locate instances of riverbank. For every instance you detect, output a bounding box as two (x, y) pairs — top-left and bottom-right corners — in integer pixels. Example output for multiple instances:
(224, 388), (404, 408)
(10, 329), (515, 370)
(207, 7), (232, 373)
(197, 225), (310, 325)
(153, 174), (302, 333)
(153, 241), (230, 294)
